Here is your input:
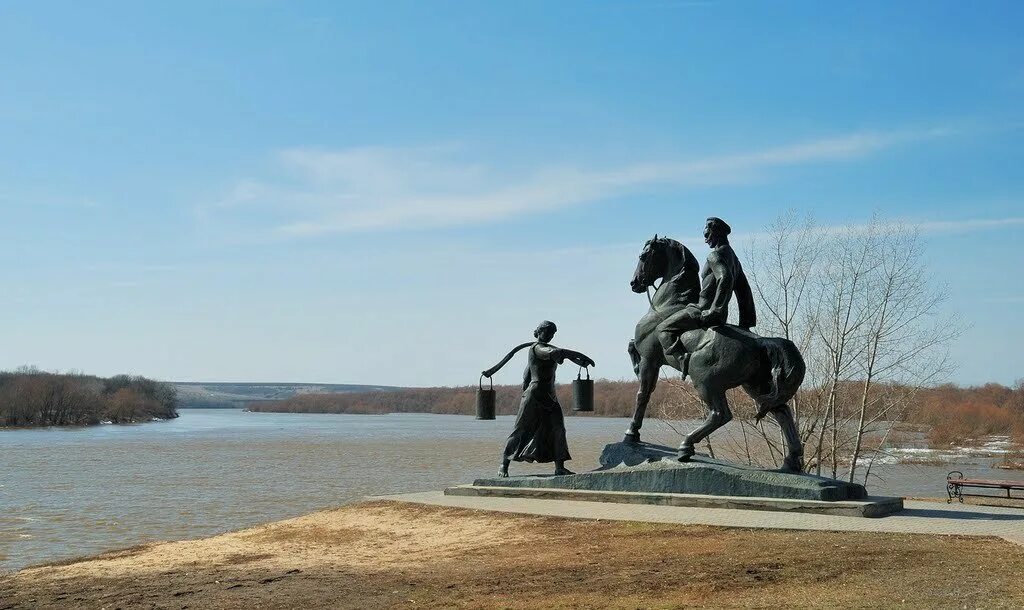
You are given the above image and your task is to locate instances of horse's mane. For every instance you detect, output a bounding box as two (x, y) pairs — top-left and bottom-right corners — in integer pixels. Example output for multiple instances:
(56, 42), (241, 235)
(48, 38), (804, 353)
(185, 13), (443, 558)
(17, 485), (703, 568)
(651, 236), (700, 304)
(656, 237), (698, 278)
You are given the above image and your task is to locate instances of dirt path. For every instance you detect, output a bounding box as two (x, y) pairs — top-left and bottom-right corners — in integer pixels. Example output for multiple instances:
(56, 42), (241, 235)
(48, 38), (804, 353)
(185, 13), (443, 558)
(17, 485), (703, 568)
(2, 501), (1023, 609)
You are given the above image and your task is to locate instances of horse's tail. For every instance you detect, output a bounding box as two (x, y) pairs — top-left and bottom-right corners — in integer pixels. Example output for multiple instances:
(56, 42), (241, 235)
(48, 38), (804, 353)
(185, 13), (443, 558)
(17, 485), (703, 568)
(755, 337), (806, 416)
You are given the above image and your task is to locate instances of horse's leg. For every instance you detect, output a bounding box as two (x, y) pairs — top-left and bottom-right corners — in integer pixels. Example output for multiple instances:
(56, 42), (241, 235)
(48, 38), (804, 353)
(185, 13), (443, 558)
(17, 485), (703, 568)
(742, 381), (805, 473)
(769, 405), (804, 473)
(627, 339), (641, 378)
(679, 383), (732, 461)
(624, 355), (660, 443)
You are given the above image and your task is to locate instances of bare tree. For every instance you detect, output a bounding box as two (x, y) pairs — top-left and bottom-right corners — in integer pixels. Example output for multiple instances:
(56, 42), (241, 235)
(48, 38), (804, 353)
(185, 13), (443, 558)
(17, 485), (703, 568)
(743, 213), (958, 482)
(742, 212), (832, 469)
(0, 369), (177, 427)
(746, 211), (822, 424)
(847, 225), (959, 482)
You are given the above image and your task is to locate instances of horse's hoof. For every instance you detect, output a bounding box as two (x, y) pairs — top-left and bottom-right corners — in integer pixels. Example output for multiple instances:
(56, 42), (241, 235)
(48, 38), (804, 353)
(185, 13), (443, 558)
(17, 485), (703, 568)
(623, 432), (640, 444)
(781, 456), (804, 473)
(677, 445), (695, 462)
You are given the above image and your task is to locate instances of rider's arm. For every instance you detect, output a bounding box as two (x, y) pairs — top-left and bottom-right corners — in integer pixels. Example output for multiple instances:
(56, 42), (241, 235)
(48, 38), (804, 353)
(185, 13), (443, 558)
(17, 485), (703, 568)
(522, 365), (531, 391)
(705, 249), (735, 319)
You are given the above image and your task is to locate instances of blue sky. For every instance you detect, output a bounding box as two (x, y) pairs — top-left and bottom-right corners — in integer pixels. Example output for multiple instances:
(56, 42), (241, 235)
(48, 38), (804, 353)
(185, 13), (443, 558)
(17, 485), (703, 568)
(1, 1), (1022, 386)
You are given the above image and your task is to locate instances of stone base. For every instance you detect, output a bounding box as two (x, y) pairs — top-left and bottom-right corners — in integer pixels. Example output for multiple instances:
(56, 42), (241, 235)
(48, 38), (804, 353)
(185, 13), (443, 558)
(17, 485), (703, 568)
(444, 485), (904, 518)
(477, 442), (869, 502)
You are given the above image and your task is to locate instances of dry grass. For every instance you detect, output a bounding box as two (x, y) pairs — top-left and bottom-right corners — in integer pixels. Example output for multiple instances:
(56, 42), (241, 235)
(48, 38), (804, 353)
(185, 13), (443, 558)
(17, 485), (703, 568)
(2, 501), (1023, 609)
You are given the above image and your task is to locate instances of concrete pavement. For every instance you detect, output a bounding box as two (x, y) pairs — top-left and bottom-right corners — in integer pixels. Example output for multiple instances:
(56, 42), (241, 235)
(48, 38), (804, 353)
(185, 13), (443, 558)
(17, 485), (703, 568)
(375, 490), (1024, 547)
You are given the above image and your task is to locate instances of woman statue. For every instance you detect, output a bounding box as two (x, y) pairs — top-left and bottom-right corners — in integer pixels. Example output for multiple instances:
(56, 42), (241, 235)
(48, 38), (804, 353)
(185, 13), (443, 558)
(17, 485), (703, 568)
(481, 321), (595, 478)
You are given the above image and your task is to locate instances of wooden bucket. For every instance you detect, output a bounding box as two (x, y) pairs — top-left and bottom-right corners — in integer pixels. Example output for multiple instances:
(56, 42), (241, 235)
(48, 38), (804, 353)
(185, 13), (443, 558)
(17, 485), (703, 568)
(572, 366), (594, 412)
(476, 375), (496, 420)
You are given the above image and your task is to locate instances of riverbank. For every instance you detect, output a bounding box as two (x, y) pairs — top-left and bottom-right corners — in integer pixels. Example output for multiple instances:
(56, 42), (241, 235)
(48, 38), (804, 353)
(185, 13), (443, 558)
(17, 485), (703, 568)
(3, 501), (1023, 609)
(4, 410), (1021, 573)
(0, 415), (178, 430)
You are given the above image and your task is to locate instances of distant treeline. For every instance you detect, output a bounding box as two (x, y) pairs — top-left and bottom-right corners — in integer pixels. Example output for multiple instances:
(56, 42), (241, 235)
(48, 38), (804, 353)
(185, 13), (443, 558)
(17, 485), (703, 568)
(248, 379), (1024, 443)
(247, 379), (679, 418)
(0, 368), (179, 428)
(910, 382), (1024, 446)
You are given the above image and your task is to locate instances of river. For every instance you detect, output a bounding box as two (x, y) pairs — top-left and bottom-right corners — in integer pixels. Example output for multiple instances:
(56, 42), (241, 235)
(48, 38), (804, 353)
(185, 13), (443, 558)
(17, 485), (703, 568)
(0, 409), (1018, 571)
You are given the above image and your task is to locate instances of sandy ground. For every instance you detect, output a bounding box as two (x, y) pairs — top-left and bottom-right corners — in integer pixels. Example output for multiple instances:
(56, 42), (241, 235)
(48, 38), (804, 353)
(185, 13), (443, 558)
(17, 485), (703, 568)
(2, 500), (1024, 609)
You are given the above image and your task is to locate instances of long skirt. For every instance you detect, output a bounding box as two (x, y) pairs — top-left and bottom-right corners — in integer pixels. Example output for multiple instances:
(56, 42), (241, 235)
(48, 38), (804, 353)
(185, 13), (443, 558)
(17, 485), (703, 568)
(503, 382), (571, 463)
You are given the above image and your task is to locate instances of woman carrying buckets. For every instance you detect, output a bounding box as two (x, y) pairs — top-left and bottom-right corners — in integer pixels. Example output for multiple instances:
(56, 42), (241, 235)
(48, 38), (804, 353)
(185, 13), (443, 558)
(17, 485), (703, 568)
(481, 321), (595, 478)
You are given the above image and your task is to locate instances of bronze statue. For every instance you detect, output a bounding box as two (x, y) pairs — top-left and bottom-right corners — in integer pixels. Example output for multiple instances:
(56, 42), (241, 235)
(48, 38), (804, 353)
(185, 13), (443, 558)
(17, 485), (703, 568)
(657, 217), (756, 378)
(482, 321), (595, 478)
(626, 224), (806, 471)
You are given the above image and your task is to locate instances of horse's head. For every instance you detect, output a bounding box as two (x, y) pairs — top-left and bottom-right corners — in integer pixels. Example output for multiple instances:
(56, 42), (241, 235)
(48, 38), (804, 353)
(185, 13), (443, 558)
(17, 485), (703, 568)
(631, 234), (667, 293)
(631, 235), (700, 296)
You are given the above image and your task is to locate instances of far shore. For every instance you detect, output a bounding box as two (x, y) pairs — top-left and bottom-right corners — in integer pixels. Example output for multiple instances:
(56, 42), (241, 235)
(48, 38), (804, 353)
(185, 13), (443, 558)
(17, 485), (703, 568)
(3, 500), (1023, 609)
(0, 414), (178, 431)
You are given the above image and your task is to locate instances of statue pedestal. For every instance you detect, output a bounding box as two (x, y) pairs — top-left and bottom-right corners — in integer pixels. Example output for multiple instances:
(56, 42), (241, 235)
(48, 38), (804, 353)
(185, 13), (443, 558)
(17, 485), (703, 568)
(449, 442), (903, 517)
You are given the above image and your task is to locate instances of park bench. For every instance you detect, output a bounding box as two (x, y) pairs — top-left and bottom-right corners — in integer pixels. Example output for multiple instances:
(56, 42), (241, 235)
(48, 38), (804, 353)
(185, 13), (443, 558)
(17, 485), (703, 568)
(946, 471), (1024, 503)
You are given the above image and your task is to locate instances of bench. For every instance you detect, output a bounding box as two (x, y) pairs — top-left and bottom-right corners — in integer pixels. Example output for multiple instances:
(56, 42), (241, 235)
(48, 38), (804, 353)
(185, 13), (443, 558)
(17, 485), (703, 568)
(946, 471), (1024, 503)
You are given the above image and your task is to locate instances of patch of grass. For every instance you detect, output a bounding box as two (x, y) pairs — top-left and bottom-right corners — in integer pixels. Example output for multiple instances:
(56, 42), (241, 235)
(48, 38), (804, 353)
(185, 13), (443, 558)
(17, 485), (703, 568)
(247, 524), (367, 546)
(219, 552), (275, 566)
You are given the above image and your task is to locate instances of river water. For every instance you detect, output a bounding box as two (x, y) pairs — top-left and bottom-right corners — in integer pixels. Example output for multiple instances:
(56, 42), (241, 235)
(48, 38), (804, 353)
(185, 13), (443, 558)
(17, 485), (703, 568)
(1, 409), (1019, 572)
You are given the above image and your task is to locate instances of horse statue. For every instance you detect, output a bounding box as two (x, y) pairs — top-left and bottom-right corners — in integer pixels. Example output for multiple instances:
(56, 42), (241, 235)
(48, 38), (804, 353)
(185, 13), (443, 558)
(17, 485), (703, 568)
(625, 235), (807, 472)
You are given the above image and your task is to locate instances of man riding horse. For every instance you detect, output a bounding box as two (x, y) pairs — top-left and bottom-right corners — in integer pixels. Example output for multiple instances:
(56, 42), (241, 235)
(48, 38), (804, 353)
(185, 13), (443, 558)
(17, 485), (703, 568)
(626, 220), (806, 471)
(658, 217), (756, 379)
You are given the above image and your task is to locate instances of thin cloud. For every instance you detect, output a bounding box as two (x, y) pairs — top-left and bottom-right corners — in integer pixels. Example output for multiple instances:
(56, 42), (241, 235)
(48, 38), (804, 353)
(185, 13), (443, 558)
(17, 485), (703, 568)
(213, 127), (954, 236)
(979, 295), (1024, 304)
(549, 214), (1024, 258)
(788, 215), (1024, 239)
(915, 217), (1024, 234)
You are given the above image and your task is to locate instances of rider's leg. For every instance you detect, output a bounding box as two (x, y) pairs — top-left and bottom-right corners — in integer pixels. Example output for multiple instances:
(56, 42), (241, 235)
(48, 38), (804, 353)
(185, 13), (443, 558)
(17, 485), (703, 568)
(658, 329), (685, 357)
(660, 333), (692, 379)
(658, 307), (702, 359)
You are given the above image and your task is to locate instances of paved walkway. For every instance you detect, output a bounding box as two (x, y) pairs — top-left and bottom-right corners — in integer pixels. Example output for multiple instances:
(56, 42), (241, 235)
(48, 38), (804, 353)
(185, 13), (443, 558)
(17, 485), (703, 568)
(376, 490), (1024, 547)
